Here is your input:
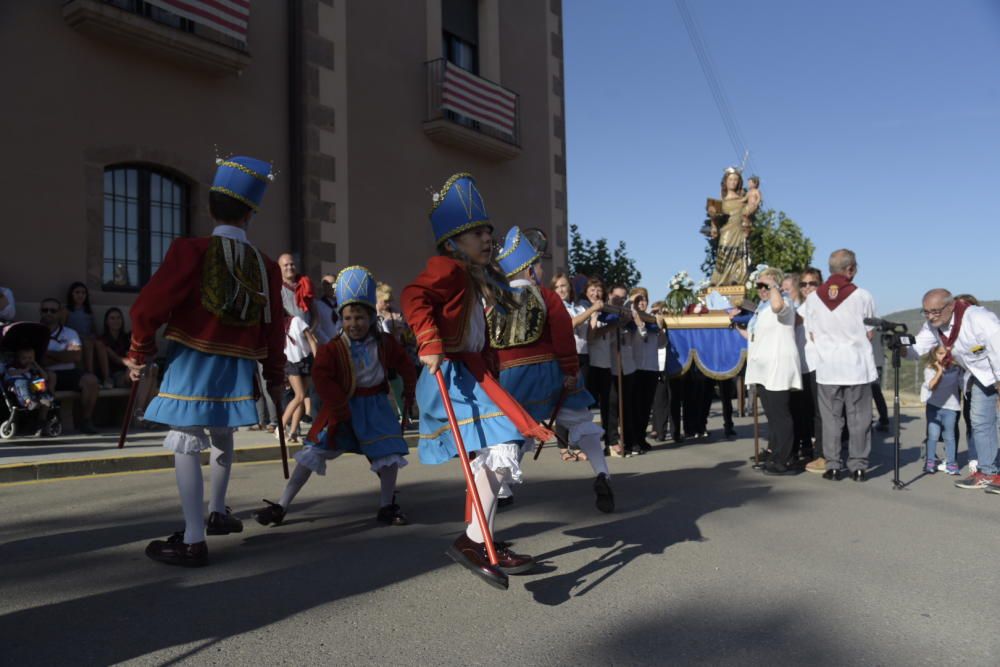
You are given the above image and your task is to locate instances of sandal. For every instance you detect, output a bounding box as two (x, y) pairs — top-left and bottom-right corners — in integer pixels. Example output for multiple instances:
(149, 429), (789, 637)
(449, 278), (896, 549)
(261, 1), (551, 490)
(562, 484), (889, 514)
(575, 450), (589, 461)
(561, 449), (579, 462)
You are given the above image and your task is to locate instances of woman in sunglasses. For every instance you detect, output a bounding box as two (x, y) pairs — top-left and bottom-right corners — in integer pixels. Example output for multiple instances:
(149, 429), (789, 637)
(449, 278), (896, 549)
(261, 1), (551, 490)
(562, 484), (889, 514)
(739, 267), (802, 474)
(797, 268), (827, 471)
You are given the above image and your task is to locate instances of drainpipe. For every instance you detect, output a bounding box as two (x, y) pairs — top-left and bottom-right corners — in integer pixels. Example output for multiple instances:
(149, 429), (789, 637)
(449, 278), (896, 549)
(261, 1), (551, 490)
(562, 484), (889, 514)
(287, 0), (305, 262)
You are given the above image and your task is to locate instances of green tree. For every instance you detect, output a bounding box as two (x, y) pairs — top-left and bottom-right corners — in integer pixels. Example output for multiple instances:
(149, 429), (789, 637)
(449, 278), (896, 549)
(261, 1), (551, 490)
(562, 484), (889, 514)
(700, 209), (814, 278)
(568, 224), (642, 287)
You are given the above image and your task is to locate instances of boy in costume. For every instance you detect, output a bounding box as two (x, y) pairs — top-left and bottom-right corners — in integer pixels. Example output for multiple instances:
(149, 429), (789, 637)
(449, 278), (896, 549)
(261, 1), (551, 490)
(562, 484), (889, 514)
(254, 265), (416, 526)
(402, 173), (553, 590)
(125, 156), (286, 567)
(491, 227), (614, 512)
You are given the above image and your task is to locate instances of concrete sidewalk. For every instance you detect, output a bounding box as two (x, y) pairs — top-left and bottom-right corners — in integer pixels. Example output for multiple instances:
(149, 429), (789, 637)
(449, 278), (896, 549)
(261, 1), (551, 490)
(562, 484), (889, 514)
(0, 425), (421, 484)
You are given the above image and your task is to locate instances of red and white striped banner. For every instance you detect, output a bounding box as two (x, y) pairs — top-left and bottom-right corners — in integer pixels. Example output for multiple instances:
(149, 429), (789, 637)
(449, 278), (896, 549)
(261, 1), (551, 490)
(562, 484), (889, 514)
(145, 0), (250, 43)
(441, 61), (517, 136)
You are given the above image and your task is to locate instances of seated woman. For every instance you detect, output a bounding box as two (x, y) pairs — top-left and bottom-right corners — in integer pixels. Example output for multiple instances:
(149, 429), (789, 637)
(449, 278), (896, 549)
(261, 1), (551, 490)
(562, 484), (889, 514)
(99, 307), (160, 427)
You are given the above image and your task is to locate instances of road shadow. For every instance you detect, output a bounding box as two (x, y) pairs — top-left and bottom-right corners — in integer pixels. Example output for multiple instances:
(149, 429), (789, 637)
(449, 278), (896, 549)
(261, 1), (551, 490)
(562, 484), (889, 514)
(522, 460), (772, 606)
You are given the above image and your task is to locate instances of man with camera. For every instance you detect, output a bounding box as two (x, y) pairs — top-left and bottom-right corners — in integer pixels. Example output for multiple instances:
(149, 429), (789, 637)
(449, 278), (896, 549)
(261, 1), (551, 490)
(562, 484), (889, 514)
(901, 289), (1000, 491)
(802, 249), (877, 482)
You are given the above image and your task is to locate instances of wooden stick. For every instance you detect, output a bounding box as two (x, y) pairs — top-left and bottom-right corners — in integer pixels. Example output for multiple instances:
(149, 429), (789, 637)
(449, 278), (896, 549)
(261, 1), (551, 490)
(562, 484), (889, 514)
(277, 419), (290, 480)
(116, 381), (140, 449)
(533, 386), (569, 460)
(434, 369), (500, 567)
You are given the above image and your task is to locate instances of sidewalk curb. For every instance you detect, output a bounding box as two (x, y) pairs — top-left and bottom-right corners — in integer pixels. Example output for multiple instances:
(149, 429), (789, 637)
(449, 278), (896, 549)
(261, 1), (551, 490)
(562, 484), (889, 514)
(0, 434), (422, 485)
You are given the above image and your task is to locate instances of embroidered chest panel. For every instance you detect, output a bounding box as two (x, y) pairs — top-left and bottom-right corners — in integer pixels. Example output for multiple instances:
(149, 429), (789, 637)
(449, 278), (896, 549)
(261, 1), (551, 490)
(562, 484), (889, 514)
(486, 285), (546, 349)
(201, 236), (269, 327)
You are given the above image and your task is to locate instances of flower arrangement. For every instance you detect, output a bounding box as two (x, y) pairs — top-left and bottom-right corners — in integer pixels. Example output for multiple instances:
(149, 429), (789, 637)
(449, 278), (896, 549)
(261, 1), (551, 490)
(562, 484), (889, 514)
(665, 270), (696, 314)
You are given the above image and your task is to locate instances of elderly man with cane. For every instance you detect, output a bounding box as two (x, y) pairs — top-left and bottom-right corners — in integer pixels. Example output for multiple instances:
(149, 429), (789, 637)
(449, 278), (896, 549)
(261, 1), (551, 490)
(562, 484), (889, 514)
(901, 289), (1000, 491)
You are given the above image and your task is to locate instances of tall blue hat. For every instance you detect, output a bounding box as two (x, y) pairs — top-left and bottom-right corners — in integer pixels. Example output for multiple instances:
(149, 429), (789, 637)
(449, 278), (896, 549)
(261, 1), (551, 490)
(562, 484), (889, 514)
(211, 156), (274, 212)
(335, 265), (377, 312)
(429, 172), (492, 244)
(496, 226), (541, 278)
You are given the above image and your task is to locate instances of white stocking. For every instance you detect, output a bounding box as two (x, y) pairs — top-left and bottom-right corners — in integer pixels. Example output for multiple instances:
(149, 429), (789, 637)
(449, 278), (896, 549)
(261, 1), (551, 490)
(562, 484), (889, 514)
(279, 463), (313, 509)
(208, 438), (233, 515)
(577, 432), (610, 478)
(378, 464), (399, 507)
(465, 466), (501, 544)
(174, 452), (205, 544)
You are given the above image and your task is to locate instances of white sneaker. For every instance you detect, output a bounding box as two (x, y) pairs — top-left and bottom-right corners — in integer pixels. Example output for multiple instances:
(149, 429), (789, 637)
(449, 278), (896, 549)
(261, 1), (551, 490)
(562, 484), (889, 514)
(936, 461), (948, 472)
(968, 460), (978, 473)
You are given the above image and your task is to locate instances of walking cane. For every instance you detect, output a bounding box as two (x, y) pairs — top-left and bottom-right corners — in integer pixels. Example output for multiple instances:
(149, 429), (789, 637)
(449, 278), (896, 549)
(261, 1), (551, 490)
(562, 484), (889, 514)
(614, 326), (626, 448)
(752, 384), (760, 464)
(276, 419), (290, 480)
(533, 386), (570, 460)
(117, 380), (140, 449)
(434, 368), (500, 568)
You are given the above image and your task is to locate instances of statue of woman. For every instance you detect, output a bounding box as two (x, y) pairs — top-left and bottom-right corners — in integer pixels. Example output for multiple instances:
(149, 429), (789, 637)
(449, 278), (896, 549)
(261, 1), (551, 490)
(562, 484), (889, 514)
(708, 167), (759, 286)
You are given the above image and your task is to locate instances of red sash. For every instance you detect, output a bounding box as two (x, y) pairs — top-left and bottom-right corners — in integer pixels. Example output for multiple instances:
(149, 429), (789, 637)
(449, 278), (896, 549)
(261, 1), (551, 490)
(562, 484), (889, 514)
(938, 300), (969, 364)
(817, 274), (857, 311)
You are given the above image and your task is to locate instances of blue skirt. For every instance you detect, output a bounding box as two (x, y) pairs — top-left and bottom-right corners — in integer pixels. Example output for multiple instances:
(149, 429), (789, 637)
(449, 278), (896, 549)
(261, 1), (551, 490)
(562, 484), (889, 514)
(144, 344), (258, 428)
(306, 393), (409, 460)
(499, 359), (594, 422)
(417, 359), (523, 465)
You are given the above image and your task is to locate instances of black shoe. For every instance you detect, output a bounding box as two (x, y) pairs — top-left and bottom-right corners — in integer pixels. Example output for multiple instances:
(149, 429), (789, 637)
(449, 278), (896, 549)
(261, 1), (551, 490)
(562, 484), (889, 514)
(594, 473), (615, 513)
(852, 469), (868, 482)
(497, 496), (515, 509)
(874, 420), (889, 433)
(638, 441), (653, 454)
(822, 469), (843, 481)
(79, 419), (98, 435)
(145, 532), (208, 567)
(253, 499), (287, 526)
(762, 464), (796, 476)
(376, 503), (409, 526)
(672, 432), (685, 443)
(206, 507), (243, 535)
(724, 426), (737, 438)
(446, 534), (509, 590)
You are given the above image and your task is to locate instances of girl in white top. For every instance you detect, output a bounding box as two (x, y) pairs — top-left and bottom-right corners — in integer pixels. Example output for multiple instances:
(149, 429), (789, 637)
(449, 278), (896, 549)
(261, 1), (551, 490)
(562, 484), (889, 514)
(739, 267), (802, 474)
(281, 314), (317, 442)
(921, 344), (963, 475)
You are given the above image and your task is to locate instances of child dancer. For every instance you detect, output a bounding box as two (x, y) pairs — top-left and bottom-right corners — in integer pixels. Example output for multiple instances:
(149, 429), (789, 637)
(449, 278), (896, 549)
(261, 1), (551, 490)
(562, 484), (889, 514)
(402, 173), (553, 590)
(254, 266), (416, 526)
(490, 226), (613, 512)
(921, 344), (962, 475)
(125, 156), (286, 567)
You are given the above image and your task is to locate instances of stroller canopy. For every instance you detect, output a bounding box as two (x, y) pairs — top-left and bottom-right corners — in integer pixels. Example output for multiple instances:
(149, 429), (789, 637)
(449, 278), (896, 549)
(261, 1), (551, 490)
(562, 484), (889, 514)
(1, 322), (51, 363)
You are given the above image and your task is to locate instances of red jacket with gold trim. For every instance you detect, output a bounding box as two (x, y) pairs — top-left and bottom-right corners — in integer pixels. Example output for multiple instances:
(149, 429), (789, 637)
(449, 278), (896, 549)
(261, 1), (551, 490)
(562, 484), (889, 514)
(126, 236), (286, 390)
(306, 333), (416, 442)
(496, 285), (579, 377)
(401, 256), (482, 357)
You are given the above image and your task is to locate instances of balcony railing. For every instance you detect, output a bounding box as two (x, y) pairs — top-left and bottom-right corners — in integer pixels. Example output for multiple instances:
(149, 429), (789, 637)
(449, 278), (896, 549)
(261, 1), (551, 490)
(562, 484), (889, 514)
(424, 58), (521, 160)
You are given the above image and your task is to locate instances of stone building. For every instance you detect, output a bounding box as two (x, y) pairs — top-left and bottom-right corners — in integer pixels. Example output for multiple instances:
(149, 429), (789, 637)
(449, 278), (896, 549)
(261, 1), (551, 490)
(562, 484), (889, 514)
(1, 0), (568, 318)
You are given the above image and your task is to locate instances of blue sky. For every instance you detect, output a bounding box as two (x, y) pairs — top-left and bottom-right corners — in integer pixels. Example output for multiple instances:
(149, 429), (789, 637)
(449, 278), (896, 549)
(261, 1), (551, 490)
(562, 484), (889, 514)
(563, 0), (1000, 314)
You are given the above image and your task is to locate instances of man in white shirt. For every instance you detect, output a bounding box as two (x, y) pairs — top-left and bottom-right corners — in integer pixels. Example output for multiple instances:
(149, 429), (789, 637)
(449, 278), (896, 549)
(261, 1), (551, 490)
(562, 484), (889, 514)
(40, 297), (101, 434)
(902, 289), (1000, 491)
(803, 250), (877, 481)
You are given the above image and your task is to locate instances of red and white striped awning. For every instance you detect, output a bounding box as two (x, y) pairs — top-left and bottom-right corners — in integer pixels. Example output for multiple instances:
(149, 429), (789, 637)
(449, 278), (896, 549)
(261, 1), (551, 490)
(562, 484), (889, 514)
(441, 61), (517, 136)
(145, 0), (249, 43)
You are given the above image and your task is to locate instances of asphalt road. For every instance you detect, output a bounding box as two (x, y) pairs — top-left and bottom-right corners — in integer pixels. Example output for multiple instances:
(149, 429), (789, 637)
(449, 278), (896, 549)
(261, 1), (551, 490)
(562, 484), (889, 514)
(2, 407), (998, 666)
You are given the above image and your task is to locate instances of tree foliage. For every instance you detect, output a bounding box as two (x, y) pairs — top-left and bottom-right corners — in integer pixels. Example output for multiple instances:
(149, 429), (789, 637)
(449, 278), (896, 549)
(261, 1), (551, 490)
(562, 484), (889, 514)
(700, 209), (815, 277)
(568, 224), (642, 288)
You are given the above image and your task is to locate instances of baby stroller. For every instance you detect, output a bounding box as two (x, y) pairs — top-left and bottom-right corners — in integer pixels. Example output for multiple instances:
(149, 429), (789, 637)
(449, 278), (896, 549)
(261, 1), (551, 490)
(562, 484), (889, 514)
(1, 322), (62, 439)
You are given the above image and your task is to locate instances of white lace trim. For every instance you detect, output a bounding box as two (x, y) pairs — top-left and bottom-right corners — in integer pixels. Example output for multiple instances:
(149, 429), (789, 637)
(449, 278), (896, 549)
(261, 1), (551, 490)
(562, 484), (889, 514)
(369, 454), (408, 473)
(163, 427), (235, 454)
(294, 445), (340, 475)
(470, 442), (524, 485)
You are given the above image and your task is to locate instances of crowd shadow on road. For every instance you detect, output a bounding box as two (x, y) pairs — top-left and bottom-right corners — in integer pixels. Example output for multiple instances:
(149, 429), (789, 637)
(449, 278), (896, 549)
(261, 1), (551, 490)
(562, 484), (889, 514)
(522, 460), (771, 606)
(0, 458), (776, 664)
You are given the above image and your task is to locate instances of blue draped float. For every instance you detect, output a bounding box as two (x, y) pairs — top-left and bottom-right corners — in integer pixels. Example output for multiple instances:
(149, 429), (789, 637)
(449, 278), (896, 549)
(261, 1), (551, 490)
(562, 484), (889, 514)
(666, 326), (747, 380)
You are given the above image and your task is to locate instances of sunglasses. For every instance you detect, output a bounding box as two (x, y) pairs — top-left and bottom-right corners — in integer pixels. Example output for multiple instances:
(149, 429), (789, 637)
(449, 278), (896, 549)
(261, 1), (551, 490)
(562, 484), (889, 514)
(799, 281), (820, 288)
(40, 307), (59, 314)
(755, 283), (770, 290)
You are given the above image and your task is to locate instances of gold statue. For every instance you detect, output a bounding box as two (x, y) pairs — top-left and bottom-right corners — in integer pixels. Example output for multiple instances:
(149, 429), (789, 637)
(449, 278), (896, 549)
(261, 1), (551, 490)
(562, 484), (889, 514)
(707, 167), (760, 286)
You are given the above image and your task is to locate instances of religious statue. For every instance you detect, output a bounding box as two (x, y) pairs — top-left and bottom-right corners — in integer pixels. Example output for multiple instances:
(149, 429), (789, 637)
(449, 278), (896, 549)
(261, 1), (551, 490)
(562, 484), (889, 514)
(705, 167), (760, 287)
